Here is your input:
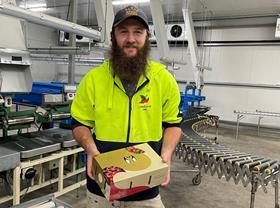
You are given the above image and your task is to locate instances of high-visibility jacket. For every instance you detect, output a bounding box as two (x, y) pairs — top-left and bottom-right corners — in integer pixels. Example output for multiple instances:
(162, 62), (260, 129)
(71, 60), (181, 143)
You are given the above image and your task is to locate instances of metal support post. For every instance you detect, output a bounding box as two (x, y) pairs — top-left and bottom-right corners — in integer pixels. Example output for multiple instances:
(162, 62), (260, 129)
(149, 0), (170, 60)
(257, 116), (263, 136)
(215, 120), (219, 140)
(183, 6), (205, 89)
(13, 166), (21, 205)
(275, 180), (279, 208)
(68, 0), (77, 85)
(236, 114), (244, 140)
(94, 0), (114, 45)
(250, 174), (258, 208)
(58, 157), (64, 192)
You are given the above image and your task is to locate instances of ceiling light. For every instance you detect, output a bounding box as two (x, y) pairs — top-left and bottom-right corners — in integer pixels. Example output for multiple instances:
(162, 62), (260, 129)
(19, 3), (47, 11)
(29, 7), (47, 12)
(19, 3), (46, 8)
(112, 0), (150, 5)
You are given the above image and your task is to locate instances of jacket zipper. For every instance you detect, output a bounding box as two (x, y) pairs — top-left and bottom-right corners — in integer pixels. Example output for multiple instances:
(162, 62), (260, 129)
(126, 79), (149, 143)
(126, 97), (132, 143)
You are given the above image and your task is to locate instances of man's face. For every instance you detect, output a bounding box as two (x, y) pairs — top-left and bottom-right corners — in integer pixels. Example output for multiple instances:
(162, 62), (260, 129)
(114, 18), (148, 58)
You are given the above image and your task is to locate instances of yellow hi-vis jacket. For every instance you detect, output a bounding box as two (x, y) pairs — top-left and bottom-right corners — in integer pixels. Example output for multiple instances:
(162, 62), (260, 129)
(71, 60), (182, 143)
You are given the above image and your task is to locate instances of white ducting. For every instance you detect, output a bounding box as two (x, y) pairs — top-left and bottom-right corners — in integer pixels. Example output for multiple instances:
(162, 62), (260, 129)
(0, 1), (101, 41)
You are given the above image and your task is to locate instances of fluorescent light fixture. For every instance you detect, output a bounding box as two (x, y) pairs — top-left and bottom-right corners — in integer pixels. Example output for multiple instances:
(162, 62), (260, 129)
(112, 0), (150, 5)
(29, 7), (47, 12)
(19, 3), (47, 11)
(19, 3), (46, 8)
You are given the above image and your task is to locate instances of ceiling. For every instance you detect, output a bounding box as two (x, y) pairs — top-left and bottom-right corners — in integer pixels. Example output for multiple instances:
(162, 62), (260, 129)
(15, 0), (280, 26)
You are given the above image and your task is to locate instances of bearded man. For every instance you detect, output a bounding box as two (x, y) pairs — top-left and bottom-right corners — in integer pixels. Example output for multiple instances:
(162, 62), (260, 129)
(71, 5), (182, 208)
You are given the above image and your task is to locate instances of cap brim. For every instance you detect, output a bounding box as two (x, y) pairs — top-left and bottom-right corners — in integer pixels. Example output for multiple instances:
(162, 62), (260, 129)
(113, 16), (149, 30)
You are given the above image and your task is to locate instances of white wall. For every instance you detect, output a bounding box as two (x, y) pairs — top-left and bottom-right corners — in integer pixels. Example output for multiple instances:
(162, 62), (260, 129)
(153, 26), (280, 128)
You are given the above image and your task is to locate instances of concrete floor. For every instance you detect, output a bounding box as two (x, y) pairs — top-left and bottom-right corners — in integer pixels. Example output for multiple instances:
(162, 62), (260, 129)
(2, 123), (279, 208)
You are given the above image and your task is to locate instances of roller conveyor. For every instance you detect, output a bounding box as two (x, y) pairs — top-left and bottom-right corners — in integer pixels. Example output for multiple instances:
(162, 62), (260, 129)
(176, 115), (280, 208)
(0, 134), (61, 159)
(0, 128), (76, 163)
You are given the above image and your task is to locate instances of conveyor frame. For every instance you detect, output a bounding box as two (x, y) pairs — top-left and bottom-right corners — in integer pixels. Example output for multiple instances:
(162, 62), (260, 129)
(176, 115), (279, 208)
(0, 147), (85, 206)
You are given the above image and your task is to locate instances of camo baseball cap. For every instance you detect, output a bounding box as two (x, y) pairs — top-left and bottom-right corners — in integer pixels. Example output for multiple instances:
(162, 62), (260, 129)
(113, 6), (149, 30)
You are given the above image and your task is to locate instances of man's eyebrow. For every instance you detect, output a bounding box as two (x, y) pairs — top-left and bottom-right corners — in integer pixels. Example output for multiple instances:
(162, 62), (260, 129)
(117, 26), (127, 30)
(135, 26), (146, 30)
(116, 25), (146, 30)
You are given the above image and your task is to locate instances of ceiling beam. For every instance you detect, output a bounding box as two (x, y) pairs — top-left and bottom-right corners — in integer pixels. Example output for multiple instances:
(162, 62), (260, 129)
(94, 0), (114, 45)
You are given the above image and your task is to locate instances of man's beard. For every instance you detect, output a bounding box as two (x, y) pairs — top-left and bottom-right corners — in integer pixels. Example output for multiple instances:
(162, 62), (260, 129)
(110, 36), (150, 81)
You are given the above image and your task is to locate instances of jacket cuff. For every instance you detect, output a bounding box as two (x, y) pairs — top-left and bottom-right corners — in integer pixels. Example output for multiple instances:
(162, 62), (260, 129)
(162, 122), (181, 128)
(71, 118), (92, 130)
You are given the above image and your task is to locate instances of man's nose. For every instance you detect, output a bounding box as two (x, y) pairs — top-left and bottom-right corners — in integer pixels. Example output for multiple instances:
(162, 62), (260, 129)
(126, 32), (136, 43)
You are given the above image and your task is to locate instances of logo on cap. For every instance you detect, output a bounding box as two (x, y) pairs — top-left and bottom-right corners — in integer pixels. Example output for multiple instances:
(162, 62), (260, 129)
(125, 6), (139, 17)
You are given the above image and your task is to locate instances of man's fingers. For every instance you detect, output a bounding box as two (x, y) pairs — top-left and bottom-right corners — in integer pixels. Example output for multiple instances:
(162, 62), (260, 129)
(161, 170), (170, 186)
(87, 155), (95, 180)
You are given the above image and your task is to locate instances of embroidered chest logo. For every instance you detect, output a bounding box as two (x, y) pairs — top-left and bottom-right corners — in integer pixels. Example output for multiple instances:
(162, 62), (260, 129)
(140, 95), (149, 104)
(139, 95), (151, 110)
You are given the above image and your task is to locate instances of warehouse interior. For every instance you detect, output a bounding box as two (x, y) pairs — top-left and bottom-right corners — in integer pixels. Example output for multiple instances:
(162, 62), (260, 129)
(0, 0), (279, 207)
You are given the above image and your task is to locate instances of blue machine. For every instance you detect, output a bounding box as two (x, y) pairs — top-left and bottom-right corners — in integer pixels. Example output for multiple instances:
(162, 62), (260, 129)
(180, 85), (207, 119)
(13, 82), (65, 106)
(12, 82), (75, 129)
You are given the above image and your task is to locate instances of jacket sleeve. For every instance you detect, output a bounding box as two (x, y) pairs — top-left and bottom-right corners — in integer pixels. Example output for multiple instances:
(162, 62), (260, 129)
(162, 73), (182, 128)
(71, 72), (95, 128)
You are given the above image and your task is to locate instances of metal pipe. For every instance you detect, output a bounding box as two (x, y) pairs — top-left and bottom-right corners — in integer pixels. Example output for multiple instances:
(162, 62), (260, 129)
(28, 47), (90, 55)
(0, 2), (101, 41)
(160, 57), (187, 66)
(194, 13), (277, 22)
(6, 117), (35, 125)
(68, 0), (78, 85)
(177, 80), (280, 90)
(51, 113), (71, 120)
(30, 55), (104, 65)
(154, 40), (280, 47)
(198, 41), (280, 47)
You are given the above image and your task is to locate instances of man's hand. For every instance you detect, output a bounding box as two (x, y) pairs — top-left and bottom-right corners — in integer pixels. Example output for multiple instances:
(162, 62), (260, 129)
(160, 127), (181, 186)
(161, 153), (172, 186)
(87, 149), (100, 180)
(72, 126), (100, 180)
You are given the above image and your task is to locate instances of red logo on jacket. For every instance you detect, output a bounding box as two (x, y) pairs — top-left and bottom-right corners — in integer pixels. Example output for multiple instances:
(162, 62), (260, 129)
(139, 95), (149, 104)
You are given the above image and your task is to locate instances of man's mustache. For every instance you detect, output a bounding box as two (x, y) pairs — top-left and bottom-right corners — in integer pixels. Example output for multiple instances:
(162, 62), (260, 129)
(123, 43), (138, 48)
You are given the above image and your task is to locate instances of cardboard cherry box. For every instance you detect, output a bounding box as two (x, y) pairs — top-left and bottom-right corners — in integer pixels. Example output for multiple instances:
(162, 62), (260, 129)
(92, 143), (168, 201)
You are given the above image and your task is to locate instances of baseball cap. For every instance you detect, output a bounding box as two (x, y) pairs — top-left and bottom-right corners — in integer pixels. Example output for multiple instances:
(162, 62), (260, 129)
(113, 6), (149, 30)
